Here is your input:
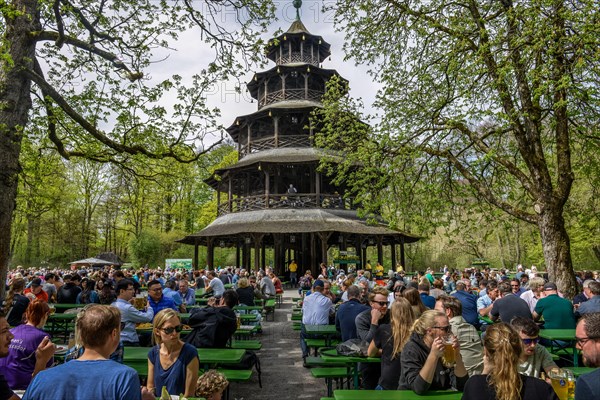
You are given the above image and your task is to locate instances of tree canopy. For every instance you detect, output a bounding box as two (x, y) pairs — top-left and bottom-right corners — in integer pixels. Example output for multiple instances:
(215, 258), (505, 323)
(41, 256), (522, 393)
(0, 0), (275, 295)
(320, 0), (600, 296)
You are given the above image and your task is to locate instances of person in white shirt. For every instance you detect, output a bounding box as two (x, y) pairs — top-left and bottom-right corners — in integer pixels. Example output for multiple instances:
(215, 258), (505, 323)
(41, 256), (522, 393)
(519, 277), (545, 314)
(300, 280), (334, 364)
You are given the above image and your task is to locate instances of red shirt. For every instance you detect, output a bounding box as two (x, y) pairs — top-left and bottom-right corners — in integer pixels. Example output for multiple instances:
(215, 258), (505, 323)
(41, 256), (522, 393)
(24, 287), (49, 302)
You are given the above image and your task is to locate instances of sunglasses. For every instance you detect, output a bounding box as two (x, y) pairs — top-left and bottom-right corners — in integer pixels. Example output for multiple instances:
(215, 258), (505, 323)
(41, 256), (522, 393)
(522, 337), (539, 345)
(161, 325), (183, 335)
(432, 325), (452, 333)
(372, 300), (389, 307)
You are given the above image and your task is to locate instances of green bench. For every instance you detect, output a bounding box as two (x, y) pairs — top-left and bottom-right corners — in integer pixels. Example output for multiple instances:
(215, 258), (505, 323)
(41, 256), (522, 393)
(230, 340), (262, 350)
(263, 299), (276, 321)
(305, 339), (340, 356)
(218, 368), (253, 382)
(310, 367), (353, 396)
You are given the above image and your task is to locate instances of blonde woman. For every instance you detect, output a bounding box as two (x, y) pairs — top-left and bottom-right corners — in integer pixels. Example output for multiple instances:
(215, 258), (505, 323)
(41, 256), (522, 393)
(462, 323), (558, 400)
(146, 309), (199, 397)
(399, 310), (468, 394)
(367, 298), (415, 390)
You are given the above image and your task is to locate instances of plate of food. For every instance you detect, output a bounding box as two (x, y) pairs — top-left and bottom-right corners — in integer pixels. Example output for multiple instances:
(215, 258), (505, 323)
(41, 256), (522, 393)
(54, 345), (69, 354)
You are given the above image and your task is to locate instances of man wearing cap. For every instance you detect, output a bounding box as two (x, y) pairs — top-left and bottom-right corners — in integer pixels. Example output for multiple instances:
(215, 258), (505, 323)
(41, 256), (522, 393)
(300, 279), (334, 366)
(575, 312), (600, 400)
(24, 278), (49, 302)
(533, 282), (576, 330)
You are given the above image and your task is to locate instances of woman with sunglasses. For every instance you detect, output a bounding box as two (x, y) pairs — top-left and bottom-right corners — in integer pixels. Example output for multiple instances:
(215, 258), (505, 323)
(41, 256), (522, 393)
(510, 317), (557, 379)
(367, 298), (415, 390)
(147, 309), (199, 397)
(399, 310), (468, 394)
(462, 323), (558, 400)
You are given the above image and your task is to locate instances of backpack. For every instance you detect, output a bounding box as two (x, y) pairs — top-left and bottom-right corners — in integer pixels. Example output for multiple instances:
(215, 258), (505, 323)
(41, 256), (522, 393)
(226, 350), (262, 388)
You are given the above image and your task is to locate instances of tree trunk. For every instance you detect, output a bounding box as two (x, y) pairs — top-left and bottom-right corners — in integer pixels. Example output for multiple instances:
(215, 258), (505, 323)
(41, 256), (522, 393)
(538, 208), (578, 298)
(0, 0), (39, 297)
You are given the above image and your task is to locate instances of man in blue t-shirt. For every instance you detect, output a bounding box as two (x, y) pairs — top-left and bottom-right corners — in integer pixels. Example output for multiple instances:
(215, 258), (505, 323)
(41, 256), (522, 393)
(575, 312), (600, 400)
(147, 279), (177, 315)
(23, 305), (154, 400)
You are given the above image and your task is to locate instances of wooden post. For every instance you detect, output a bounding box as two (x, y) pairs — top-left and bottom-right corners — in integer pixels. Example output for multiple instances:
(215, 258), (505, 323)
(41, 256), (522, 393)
(207, 238), (214, 270)
(377, 236), (383, 265)
(193, 239), (199, 270)
(400, 237), (406, 271)
(391, 240), (397, 271)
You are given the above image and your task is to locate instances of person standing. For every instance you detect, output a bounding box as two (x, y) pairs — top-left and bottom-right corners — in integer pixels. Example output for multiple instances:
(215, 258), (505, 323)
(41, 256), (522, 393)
(23, 305), (154, 400)
(288, 260), (298, 288)
(41, 273), (58, 303)
(57, 274), (82, 304)
(574, 312), (600, 400)
(112, 279), (154, 346)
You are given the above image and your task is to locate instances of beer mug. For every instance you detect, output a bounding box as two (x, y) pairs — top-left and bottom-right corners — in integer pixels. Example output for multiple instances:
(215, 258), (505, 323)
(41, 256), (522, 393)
(441, 335), (456, 367)
(548, 368), (569, 400)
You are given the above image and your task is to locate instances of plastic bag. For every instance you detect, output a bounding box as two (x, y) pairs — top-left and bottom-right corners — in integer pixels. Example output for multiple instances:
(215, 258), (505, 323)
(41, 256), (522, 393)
(336, 338), (369, 357)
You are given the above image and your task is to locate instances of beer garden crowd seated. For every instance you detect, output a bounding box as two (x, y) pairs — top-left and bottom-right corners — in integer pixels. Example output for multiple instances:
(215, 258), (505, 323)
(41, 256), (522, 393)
(0, 263), (599, 399)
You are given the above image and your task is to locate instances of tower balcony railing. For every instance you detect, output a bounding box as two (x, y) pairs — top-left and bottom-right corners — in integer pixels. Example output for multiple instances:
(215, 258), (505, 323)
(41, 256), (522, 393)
(258, 88), (323, 108)
(240, 134), (311, 157)
(216, 193), (355, 216)
(275, 54), (319, 66)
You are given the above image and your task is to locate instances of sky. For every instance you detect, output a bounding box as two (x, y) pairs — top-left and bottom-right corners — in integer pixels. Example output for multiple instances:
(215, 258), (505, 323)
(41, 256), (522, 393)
(149, 1), (379, 145)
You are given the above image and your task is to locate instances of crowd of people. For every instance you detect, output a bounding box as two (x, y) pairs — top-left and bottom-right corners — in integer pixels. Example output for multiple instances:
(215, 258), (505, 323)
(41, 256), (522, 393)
(1, 263), (600, 399)
(300, 264), (600, 399)
(0, 264), (282, 400)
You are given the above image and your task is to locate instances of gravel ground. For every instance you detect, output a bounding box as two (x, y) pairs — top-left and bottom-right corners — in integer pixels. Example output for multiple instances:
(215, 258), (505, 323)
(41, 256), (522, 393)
(227, 289), (329, 400)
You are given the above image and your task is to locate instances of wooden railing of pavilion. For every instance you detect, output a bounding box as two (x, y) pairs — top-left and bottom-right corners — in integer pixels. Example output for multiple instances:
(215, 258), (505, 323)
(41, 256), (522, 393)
(258, 88), (323, 108)
(217, 193), (355, 216)
(240, 134), (311, 157)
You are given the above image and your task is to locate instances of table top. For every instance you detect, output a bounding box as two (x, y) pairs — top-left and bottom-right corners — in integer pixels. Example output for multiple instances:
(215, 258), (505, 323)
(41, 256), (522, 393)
(304, 324), (338, 335)
(50, 303), (84, 310)
(49, 313), (77, 321)
(538, 329), (576, 340)
(320, 349), (381, 364)
(334, 390), (463, 399)
(565, 367), (596, 377)
(123, 346), (245, 364)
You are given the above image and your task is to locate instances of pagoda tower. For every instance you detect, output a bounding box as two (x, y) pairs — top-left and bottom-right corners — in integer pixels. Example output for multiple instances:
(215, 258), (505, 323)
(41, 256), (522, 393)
(179, 2), (419, 275)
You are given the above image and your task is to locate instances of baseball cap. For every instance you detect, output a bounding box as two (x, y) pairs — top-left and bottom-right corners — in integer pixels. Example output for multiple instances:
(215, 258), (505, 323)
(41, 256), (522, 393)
(31, 278), (42, 287)
(313, 279), (325, 288)
(543, 282), (557, 291)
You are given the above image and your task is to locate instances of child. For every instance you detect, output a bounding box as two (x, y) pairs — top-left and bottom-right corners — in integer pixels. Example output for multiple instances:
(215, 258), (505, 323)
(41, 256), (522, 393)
(196, 370), (229, 400)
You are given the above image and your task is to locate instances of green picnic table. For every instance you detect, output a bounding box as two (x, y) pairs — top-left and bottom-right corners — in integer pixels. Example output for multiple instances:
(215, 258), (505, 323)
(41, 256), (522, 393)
(334, 390), (463, 399)
(320, 348), (381, 389)
(538, 329), (578, 367)
(123, 346), (245, 376)
(304, 324), (339, 345)
(50, 303), (84, 313)
(47, 313), (77, 339)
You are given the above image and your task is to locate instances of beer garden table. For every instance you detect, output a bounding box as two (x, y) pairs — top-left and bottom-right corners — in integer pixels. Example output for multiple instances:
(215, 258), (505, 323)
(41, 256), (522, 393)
(47, 313), (77, 340)
(319, 349), (382, 389)
(123, 346), (245, 376)
(304, 324), (338, 345)
(334, 390), (463, 400)
(50, 303), (85, 313)
(538, 329), (578, 367)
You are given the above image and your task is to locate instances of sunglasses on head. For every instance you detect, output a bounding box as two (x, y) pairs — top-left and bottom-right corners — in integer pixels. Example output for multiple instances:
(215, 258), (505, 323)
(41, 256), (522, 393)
(372, 300), (389, 307)
(161, 325), (183, 334)
(522, 337), (540, 345)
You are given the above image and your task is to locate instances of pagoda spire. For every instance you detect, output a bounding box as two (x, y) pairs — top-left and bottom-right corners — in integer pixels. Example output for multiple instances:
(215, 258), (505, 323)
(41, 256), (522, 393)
(293, 0), (302, 21)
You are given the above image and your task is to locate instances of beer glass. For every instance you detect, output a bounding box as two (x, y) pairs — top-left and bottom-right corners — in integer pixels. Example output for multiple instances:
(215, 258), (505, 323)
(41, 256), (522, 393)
(441, 335), (456, 367)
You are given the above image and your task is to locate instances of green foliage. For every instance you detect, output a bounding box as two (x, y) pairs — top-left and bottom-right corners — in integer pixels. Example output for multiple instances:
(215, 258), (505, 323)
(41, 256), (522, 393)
(129, 230), (162, 267)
